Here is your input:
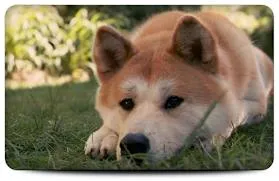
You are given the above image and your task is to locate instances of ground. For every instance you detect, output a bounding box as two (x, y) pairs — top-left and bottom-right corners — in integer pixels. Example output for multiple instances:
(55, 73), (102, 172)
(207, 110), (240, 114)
(5, 79), (274, 170)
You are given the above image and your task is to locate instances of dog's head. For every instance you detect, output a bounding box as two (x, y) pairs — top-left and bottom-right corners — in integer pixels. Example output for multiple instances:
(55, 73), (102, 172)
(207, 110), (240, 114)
(92, 15), (227, 161)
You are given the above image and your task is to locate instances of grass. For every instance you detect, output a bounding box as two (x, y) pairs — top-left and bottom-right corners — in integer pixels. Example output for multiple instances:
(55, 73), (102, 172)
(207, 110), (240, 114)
(5, 79), (274, 170)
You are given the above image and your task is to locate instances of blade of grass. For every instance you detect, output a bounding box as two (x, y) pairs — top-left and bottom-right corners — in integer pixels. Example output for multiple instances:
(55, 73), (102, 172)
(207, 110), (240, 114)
(179, 91), (228, 154)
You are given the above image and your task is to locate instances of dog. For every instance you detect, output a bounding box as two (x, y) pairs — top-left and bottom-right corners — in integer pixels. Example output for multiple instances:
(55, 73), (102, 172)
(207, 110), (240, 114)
(84, 10), (273, 162)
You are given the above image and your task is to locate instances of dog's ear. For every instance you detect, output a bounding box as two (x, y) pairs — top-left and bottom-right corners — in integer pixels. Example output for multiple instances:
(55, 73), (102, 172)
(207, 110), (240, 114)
(169, 15), (218, 73)
(93, 26), (136, 82)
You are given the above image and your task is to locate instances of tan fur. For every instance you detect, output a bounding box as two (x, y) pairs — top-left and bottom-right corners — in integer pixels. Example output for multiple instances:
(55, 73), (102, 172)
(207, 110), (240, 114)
(84, 11), (273, 161)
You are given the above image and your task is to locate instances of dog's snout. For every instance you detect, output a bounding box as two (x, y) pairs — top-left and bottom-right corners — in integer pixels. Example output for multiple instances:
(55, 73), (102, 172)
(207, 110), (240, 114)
(120, 133), (150, 155)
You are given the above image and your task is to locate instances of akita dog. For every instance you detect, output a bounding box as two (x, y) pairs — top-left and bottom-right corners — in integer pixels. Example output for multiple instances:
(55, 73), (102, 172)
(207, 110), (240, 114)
(84, 11), (273, 162)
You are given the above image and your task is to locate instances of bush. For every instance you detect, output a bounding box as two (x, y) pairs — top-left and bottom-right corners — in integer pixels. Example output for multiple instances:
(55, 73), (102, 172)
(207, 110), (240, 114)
(5, 6), (71, 76)
(65, 9), (127, 74)
(5, 6), (127, 77)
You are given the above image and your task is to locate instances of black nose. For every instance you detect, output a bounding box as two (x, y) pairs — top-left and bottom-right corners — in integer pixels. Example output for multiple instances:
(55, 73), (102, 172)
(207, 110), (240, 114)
(120, 133), (150, 155)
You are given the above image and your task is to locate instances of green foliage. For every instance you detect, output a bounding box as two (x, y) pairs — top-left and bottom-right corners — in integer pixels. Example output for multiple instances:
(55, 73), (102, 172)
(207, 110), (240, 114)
(5, 6), (126, 76)
(65, 9), (128, 73)
(5, 6), (70, 76)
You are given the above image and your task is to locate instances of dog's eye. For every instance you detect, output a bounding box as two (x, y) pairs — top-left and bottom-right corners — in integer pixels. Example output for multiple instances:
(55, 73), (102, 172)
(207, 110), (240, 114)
(164, 96), (184, 109)
(119, 98), (135, 111)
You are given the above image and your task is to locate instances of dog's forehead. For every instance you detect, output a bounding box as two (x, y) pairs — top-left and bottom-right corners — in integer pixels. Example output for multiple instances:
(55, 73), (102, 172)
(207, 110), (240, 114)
(120, 77), (174, 95)
(121, 77), (177, 101)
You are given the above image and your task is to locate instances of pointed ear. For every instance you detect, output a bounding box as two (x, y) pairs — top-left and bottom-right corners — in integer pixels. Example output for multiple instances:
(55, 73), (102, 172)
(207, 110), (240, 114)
(169, 15), (218, 73)
(93, 26), (136, 82)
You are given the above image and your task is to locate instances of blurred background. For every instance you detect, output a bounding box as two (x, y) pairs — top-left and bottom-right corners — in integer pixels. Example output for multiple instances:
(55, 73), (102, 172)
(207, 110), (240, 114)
(5, 5), (273, 89)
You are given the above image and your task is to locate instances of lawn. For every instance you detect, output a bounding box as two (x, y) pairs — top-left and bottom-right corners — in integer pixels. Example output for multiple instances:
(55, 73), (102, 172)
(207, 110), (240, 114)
(5, 79), (274, 170)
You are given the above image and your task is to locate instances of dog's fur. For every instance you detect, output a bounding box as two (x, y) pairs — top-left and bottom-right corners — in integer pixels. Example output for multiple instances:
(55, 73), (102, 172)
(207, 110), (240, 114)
(84, 11), (273, 161)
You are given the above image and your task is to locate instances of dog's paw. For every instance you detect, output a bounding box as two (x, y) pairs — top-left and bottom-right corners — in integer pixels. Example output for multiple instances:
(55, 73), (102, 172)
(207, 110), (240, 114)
(84, 129), (118, 159)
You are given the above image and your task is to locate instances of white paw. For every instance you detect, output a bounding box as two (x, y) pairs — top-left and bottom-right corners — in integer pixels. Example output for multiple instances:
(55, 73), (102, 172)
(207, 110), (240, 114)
(84, 130), (118, 159)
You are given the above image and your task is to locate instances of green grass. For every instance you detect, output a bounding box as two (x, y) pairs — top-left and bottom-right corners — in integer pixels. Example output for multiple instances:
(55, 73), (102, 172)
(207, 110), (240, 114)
(5, 79), (273, 170)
